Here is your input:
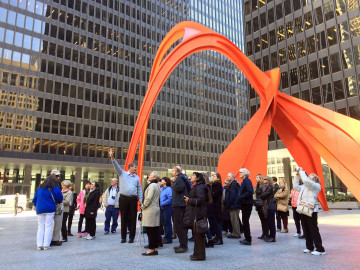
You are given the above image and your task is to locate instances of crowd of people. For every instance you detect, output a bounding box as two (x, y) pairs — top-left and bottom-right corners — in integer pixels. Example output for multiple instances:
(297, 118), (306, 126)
(32, 150), (326, 258)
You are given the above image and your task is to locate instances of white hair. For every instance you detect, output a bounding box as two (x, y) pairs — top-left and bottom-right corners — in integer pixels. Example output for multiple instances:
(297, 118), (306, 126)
(150, 171), (160, 179)
(239, 168), (250, 177)
(228, 173), (235, 179)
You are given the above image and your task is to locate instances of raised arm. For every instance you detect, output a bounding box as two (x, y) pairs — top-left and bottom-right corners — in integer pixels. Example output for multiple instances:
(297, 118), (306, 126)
(293, 173), (302, 192)
(300, 171), (321, 193)
(109, 148), (124, 177)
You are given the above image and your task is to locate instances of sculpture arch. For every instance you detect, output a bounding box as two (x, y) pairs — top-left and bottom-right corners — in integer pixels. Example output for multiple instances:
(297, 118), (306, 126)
(125, 21), (360, 210)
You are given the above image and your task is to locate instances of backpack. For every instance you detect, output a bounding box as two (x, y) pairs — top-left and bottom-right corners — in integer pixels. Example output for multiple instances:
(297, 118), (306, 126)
(179, 174), (192, 193)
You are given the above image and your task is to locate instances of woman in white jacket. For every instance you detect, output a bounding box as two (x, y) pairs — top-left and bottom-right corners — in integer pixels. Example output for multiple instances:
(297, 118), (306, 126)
(293, 168), (326, 256)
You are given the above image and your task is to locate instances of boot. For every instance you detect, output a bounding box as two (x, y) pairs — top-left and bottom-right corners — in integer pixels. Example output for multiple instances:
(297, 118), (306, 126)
(205, 239), (214, 248)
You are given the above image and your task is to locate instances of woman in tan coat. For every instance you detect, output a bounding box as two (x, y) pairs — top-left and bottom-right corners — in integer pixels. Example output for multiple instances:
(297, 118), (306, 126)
(274, 180), (290, 233)
(141, 172), (161, 256)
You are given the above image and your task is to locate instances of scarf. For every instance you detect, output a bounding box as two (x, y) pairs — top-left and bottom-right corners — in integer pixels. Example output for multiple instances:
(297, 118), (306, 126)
(83, 189), (90, 204)
(62, 188), (69, 194)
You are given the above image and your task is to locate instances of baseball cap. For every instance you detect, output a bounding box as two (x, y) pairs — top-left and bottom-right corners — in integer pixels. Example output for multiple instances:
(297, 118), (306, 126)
(51, 169), (60, 176)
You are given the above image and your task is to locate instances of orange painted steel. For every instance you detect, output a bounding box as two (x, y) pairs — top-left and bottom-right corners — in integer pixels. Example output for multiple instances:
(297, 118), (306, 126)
(125, 21), (360, 210)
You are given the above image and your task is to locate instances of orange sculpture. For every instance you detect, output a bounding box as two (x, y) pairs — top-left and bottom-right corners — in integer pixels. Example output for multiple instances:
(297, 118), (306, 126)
(125, 21), (360, 210)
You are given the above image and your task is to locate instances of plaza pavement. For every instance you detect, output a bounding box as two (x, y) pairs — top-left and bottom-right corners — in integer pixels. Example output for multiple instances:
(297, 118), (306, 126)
(0, 209), (359, 270)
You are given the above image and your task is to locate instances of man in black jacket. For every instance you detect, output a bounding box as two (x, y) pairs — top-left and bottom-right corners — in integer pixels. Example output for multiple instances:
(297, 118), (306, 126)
(171, 166), (189, 253)
(226, 173), (241, 239)
(238, 168), (254, 245)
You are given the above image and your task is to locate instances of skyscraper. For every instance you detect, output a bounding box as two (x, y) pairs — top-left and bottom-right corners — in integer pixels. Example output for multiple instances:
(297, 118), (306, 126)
(0, 0), (246, 197)
(245, 0), (360, 194)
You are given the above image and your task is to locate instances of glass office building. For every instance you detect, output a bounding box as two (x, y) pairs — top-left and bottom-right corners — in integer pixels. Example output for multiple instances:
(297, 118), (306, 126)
(245, 0), (360, 195)
(0, 0), (246, 198)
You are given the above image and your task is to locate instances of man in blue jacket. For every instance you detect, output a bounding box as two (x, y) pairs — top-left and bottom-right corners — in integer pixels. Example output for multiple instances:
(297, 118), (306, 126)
(238, 168), (254, 245)
(226, 173), (241, 239)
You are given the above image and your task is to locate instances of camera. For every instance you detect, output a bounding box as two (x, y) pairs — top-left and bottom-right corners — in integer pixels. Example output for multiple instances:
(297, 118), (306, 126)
(111, 196), (115, 199)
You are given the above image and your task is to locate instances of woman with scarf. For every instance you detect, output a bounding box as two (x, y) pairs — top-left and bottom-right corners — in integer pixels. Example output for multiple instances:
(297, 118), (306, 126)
(76, 180), (91, 237)
(61, 180), (73, 242)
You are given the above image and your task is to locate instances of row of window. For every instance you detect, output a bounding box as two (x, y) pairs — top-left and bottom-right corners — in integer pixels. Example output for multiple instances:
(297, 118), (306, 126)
(245, 0), (358, 22)
(0, 27), (43, 53)
(250, 89), (360, 119)
(0, 48), (38, 70)
(247, 16), (360, 55)
(251, 48), (360, 93)
(0, 135), (219, 167)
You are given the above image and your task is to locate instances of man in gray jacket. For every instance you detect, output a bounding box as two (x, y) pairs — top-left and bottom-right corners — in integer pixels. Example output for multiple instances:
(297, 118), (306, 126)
(103, 178), (121, 235)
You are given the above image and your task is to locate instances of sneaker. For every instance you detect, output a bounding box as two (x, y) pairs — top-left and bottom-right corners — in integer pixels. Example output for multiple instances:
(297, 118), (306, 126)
(86, 235), (95, 240)
(104, 231), (109, 235)
(43, 247), (50, 251)
(280, 229), (288, 233)
(311, 250), (326, 256)
(78, 233), (82, 238)
(111, 231), (117, 235)
(37, 247), (42, 251)
(293, 233), (300, 237)
(303, 249), (312, 253)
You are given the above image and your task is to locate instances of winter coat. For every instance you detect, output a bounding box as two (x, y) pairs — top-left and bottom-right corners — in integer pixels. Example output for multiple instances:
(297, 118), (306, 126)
(238, 177), (254, 205)
(33, 185), (63, 215)
(211, 181), (223, 220)
(85, 189), (100, 219)
(62, 190), (73, 213)
(172, 174), (189, 207)
(225, 179), (241, 209)
(76, 190), (87, 215)
(103, 185), (120, 208)
(274, 187), (290, 212)
(206, 184), (216, 218)
(142, 183), (161, 227)
(261, 185), (276, 216)
(293, 171), (321, 212)
(183, 179), (207, 229)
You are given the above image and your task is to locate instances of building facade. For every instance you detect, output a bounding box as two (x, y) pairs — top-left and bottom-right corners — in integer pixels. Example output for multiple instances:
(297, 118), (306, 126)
(0, 0), (246, 198)
(245, 0), (360, 195)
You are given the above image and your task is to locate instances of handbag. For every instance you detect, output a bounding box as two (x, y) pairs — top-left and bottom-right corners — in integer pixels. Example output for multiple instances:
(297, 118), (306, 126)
(49, 188), (63, 215)
(296, 188), (315, 217)
(254, 199), (263, 208)
(193, 200), (208, 233)
(277, 203), (289, 212)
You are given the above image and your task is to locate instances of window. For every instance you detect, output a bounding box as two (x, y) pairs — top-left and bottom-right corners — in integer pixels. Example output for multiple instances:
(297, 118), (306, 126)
(342, 48), (354, 69)
(309, 61), (318, 79)
(277, 26), (285, 42)
(286, 21), (293, 38)
(315, 7), (323, 25)
(276, 4), (283, 20)
(297, 40), (306, 58)
(333, 80), (345, 100)
(320, 57), (330, 76)
(312, 87), (322, 105)
(322, 83), (333, 103)
(324, 2), (334, 21)
(268, 8), (274, 24)
(304, 12), (313, 30)
(279, 48), (286, 65)
(281, 71), (289, 89)
(330, 53), (341, 73)
(299, 64), (308, 83)
(327, 26), (337, 47)
(290, 68), (298, 86)
(339, 21), (350, 42)
(349, 17), (360, 38)
(306, 35), (316, 54)
(294, 17), (303, 34)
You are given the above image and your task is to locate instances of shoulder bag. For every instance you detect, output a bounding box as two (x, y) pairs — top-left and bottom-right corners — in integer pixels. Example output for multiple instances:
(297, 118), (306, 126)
(296, 188), (315, 217)
(49, 188), (63, 215)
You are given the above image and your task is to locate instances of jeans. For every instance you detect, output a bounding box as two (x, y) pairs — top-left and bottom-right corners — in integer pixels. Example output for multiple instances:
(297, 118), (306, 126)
(104, 206), (120, 233)
(292, 206), (304, 234)
(160, 206), (173, 243)
(78, 214), (87, 233)
(52, 210), (63, 241)
(37, 212), (55, 248)
(241, 204), (253, 242)
(68, 207), (75, 233)
(193, 231), (206, 260)
(173, 206), (187, 248)
(229, 209), (240, 237)
(61, 212), (69, 241)
(208, 215), (217, 237)
(276, 210), (282, 230)
(267, 208), (276, 238)
(215, 217), (223, 241)
(146, 226), (160, 249)
(119, 195), (138, 240)
(302, 213), (325, 252)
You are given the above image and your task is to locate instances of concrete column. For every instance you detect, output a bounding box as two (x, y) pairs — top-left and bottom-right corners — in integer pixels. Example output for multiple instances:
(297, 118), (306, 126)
(75, 167), (82, 192)
(282, 157), (292, 189)
(24, 165), (32, 185)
